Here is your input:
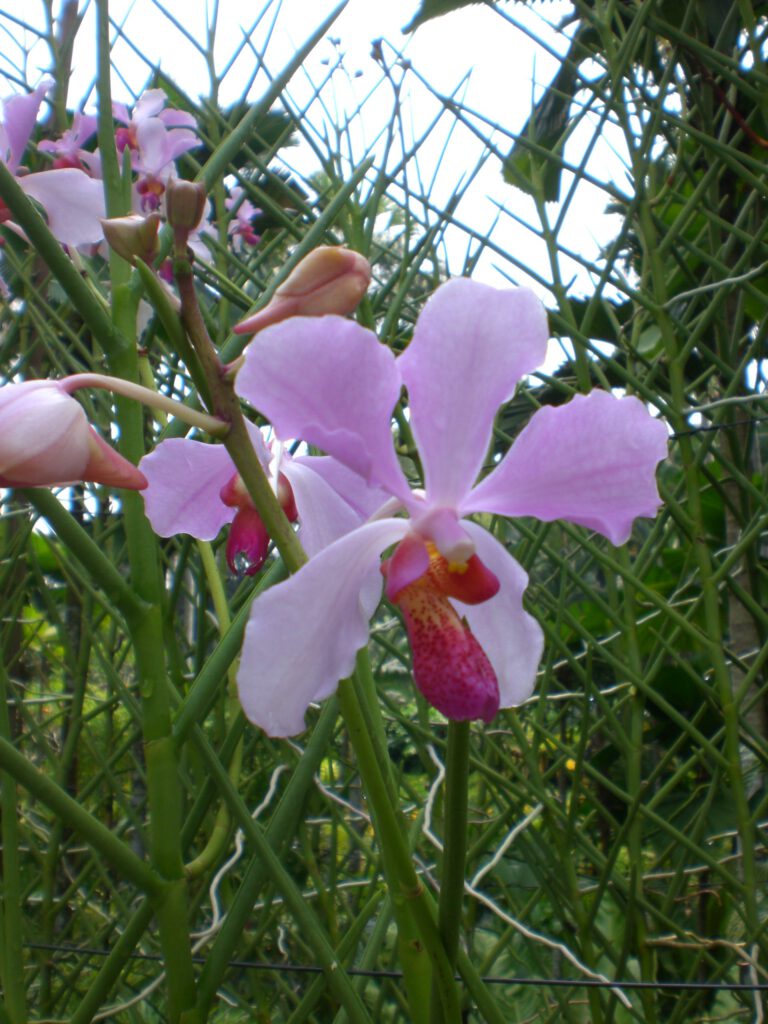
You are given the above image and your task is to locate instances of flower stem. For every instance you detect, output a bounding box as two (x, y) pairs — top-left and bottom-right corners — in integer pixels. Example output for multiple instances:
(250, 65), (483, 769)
(336, 674), (463, 1024)
(174, 257), (307, 572)
(0, 662), (28, 1024)
(63, 372), (229, 435)
(430, 719), (470, 1024)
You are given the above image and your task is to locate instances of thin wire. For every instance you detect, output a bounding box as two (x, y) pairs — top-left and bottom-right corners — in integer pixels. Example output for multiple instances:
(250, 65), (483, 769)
(22, 943), (768, 991)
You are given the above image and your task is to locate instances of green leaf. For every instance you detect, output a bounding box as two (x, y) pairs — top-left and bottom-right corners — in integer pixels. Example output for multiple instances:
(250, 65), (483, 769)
(403, 0), (491, 33)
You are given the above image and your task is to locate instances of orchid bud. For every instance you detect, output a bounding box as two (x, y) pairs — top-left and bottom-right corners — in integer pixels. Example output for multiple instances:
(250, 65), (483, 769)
(101, 213), (161, 266)
(226, 506), (270, 577)
(233, 246), (371, 336)
(165, 179), (207, 233)
(0, 380), (147, 490)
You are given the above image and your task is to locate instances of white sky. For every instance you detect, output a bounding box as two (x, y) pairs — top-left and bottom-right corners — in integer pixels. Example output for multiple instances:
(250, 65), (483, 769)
(1, 0), (626, 302)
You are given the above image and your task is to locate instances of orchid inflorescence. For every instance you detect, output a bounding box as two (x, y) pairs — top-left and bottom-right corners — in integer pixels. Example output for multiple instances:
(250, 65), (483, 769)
(0, 81), (668, 737)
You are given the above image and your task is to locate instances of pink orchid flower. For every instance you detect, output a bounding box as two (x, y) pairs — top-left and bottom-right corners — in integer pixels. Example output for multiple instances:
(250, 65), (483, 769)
(139, 424), (389, 576)
(226, 186), (262, 251)
(233, 278), (668, 736)
(0, 81), (106, 247)
(38, 111), (99, 173)
(0, 380), (146, 489)
(113, 90), (199, 213)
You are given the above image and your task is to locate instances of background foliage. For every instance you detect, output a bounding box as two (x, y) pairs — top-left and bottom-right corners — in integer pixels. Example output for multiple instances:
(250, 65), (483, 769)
(1, 1), (767, 1021)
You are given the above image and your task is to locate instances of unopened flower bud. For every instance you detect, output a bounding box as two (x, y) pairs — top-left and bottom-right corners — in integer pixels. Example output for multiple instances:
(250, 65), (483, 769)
(101, 213), (161, 266)
(0, 380), (146, 490)
(234, 246), (371, 336)
(165, 179), (207, 233)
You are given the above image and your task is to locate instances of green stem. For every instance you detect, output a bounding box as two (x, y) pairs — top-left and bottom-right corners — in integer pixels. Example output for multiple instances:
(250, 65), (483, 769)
(336, 676), (463, 1024)
(0, 663), (27, 1024)
(188, 722), (375, 1024)
(64, 373), (228, 434)
(430, 720), (470, 1024)
(437, 720), (470, 967)
(0, 731), (163, 895)
(175, 260), (307, 571)
(20, 488), (149, 623)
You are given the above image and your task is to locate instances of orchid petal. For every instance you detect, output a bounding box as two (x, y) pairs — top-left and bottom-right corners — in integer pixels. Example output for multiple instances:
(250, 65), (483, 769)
(132, 90), (168, 121)
(382, 532), (430, 601)
(237, 316), (410, 501)
(237, 519), (408, 736)
(83, 430), (148, 490)
(139, 438), (236, 539)
(2, 80), (53, 171)
(280, 458), (365, 556)
(465, 391), (668, 545)
(398, 279), (549, 507)
(293, 455), (392, 520)
(455, 523), (544, 709)
(158, 108), (198, 129)
(112, 101), (131, 125)
(19, 169), (106, 246)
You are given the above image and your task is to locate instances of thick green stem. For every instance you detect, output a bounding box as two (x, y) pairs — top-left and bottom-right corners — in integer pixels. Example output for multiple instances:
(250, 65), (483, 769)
(438, 721), (470, 963)
(337, 676), (463, 1024)
(430, 720), (470, 1024)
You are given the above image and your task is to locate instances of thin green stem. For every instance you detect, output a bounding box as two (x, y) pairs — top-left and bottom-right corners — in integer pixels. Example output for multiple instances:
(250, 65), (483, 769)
(0, 663), (27, 1024)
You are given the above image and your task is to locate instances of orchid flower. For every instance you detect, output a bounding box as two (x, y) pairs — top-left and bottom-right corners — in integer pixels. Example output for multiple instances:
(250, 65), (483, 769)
(0, 80), (106, 247)
(226, 186), (262, 250)
(0, 380), (146, 489)
(139, 424), (389, 576)
(38, 111), (99, 173)
(233, 278), (668, 736)
(113, 90), (199, 213)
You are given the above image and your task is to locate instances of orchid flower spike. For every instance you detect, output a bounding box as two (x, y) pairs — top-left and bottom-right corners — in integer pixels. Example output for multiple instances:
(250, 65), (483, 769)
(138, 423), (389, 577)
(0, 380), (146, 489)
(234, 246), (371, 336)
(233, 278), (668, 736)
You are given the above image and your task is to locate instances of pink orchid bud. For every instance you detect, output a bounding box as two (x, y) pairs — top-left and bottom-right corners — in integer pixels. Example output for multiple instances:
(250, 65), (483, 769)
(101, 213), (161, 266)
(0, 381), (147, 490)
(233, 246), (372, 336)
(226, 506), (270, 576)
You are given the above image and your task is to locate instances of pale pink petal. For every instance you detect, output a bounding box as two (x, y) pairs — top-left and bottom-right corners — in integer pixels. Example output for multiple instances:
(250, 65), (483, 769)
(2, 79), (53, 171)
(19, 169), (106, 246)
(465, 391), (668, 545)
(135, 120), (199, 175)
(112, 101), (131, 125)
(293, 455), (391, 520)
(280, 458), (364, 556)
(237, 316), (410, 501)
(132, 90), (168, 122)
(139, 438), (235, 539)
(455, 523), (543, 708)
(135, 119), (171, 175)
(237, 519), (408, 736)
(83, 429), (148, 490)
(159, 108), (198, 129)
(397, 279), (549, 508)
